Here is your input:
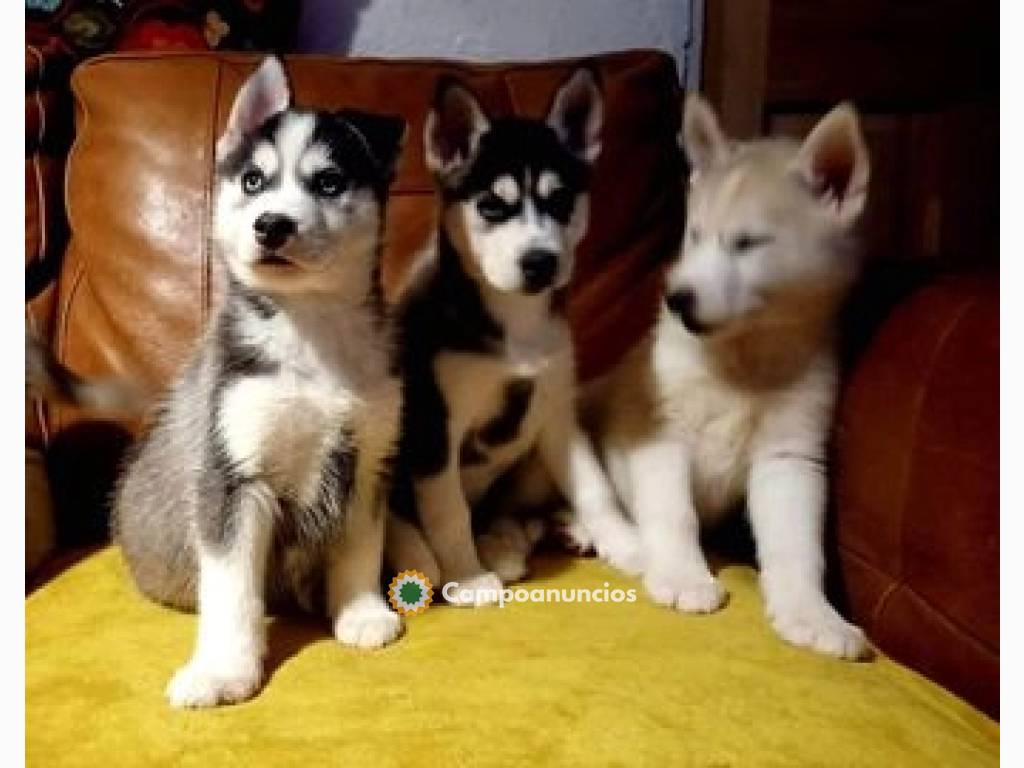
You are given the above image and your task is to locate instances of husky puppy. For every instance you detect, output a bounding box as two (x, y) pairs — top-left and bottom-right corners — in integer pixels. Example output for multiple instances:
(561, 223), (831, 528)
(585, 95), (871, 659)
(112, 57), (406, 707)
(385, 70), (642, 604)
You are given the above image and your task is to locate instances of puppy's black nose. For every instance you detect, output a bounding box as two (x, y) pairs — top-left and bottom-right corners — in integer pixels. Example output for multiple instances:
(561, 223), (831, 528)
(665, 288), (709, 334)
(665, 288), (695, 319)
(520, 249), (558, 293)
(254, 213), (296, 250)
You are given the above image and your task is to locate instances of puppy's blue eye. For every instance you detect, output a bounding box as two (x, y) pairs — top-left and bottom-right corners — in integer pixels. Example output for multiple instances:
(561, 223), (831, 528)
(313, 170), (347, 197)
(477, 193), (514, 223)
(242, 169), (265, 195)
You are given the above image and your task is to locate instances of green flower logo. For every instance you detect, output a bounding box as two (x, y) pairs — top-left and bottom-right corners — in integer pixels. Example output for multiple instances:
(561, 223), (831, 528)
(388, 570), (434, 615)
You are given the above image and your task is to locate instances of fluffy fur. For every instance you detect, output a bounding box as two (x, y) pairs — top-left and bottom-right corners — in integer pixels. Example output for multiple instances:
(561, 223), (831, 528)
(584, 94), (871, 659)
(385, 70), (641, 605)
(112, 57), (407, 707)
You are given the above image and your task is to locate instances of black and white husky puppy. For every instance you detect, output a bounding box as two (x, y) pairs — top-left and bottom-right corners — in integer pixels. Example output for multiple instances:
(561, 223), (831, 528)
(386, 70), (642, 604)
(113, 57), (406, 707)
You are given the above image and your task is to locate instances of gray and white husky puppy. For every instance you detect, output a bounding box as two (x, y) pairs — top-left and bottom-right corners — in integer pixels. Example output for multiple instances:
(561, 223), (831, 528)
(113, 56), (407, 707)
(585, 94), (871, 658)
(385, 70), (643, 604)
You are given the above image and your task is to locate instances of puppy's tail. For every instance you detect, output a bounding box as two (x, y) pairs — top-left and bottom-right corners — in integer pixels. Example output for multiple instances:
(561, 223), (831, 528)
(26, 332), (145, 416)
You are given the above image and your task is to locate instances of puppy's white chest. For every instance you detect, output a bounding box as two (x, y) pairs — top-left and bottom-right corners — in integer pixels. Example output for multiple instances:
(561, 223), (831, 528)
(655, 339), (760, 515)
(219, 371), (359, 503)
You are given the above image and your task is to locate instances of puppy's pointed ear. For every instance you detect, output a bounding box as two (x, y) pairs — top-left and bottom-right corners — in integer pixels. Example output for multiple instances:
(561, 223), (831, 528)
(218, 56), (291, 161)
(681, 93), (730, 181)
(339, 109), (407, 179)
(547, 67), (602, 163)
(791, 102), (870, 225)
(424, 77), (490, 180)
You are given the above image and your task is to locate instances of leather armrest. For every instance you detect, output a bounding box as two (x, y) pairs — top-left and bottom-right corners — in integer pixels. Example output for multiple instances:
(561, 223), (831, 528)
(832, 272), (998, 717)
(26, 38), (75, 572)
(27, 39), (75, 444)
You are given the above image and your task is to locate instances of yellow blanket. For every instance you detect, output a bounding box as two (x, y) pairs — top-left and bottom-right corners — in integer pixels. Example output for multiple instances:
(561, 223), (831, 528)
(27, 548), (997, 766)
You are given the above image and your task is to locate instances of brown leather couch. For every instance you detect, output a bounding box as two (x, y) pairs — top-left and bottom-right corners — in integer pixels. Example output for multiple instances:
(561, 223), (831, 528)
(25, 49), (999, 719)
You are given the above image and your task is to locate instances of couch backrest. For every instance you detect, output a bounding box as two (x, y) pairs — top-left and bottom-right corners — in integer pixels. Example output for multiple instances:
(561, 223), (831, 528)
(42, 51), (683, 536)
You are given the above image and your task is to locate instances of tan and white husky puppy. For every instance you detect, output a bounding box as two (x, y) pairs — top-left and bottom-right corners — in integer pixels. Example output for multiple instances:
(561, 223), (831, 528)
(585, 94), (871, 658)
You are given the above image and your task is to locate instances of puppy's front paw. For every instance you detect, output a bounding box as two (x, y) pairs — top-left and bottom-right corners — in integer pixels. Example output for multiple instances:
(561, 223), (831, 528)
(769, 598), (870, 660)
(165, 657), (262, 709)
(593, 524), (644, 577)
(442, 571), (503, 607)
(644, 569), (727, 613)
(477, 517), (544, 583)
(477, 534), (529, 583)
(335, 595), (403, 649)
(555, 516), (596, 554)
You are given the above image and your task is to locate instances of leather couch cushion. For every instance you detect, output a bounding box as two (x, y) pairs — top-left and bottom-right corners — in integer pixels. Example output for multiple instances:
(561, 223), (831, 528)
(49, 51), (682, 441)
(834, 274), (999, 717)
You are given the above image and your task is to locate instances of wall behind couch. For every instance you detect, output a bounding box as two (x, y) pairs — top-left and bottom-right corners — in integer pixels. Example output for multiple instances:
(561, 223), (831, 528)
(296, 0), (700, 87)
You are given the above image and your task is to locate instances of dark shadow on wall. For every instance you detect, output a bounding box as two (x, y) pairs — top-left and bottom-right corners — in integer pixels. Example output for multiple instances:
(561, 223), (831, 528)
(296, 0), (372, 53)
